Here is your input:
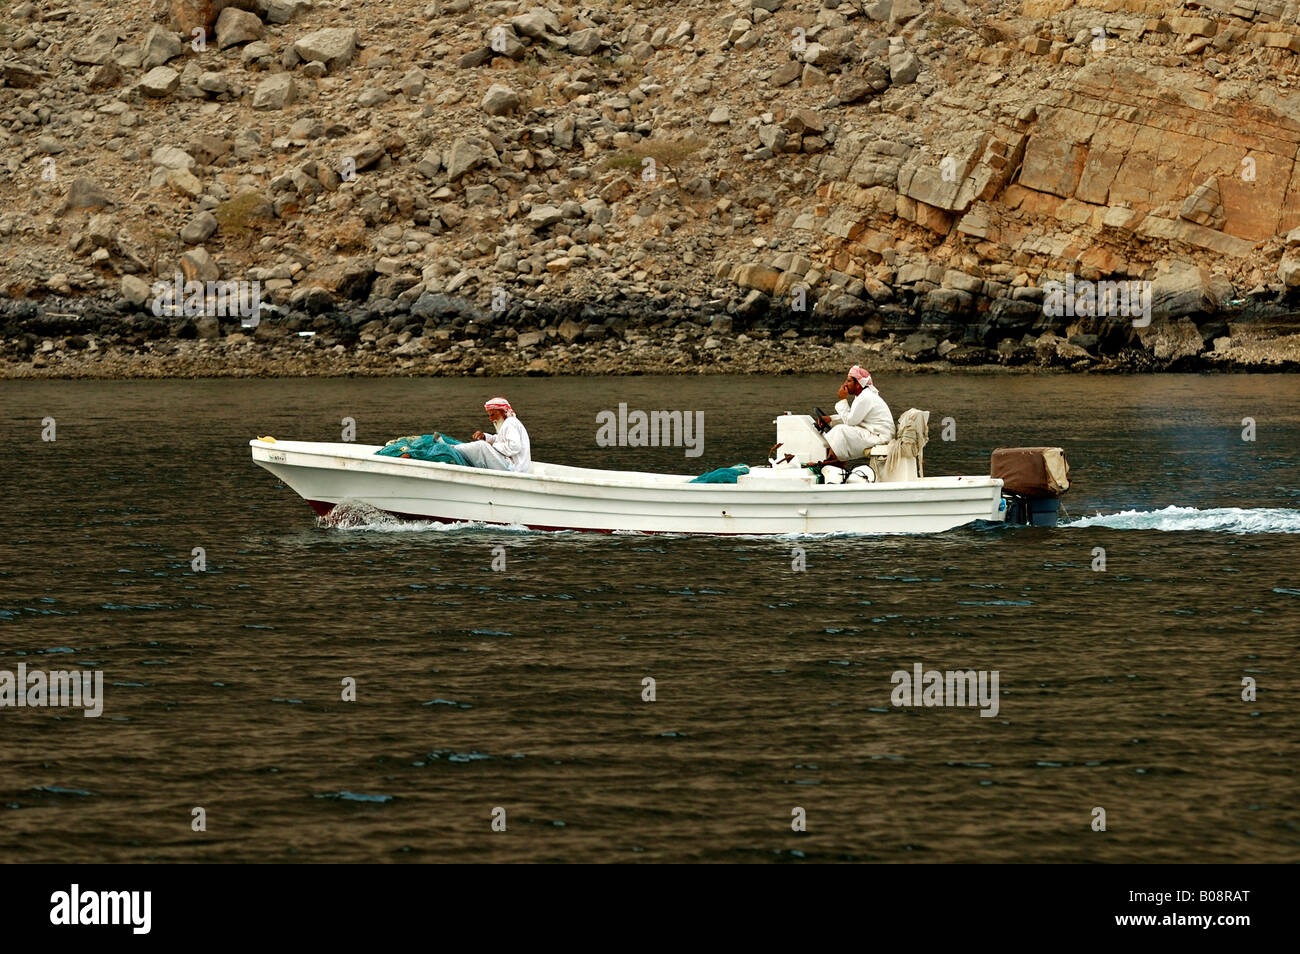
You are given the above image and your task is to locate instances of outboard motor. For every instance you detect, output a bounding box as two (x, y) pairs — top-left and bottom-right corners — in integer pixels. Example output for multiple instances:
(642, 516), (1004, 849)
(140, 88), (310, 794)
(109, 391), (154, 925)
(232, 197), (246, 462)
(991, 447), (1070, 527)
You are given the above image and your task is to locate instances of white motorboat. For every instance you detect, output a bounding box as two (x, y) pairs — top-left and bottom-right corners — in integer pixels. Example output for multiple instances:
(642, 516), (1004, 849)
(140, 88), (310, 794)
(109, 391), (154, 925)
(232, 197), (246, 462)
(249, 413), (1018, 535)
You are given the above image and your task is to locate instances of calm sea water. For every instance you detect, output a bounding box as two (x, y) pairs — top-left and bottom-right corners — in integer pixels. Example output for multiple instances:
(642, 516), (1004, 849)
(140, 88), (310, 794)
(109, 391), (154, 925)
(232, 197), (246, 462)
(1, 374), (1297, 863)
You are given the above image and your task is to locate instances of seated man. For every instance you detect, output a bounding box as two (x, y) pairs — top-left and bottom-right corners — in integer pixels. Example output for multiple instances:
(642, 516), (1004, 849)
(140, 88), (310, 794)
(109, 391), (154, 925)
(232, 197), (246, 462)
(455, 397), (532, 473)
(818, 366), (894, 460)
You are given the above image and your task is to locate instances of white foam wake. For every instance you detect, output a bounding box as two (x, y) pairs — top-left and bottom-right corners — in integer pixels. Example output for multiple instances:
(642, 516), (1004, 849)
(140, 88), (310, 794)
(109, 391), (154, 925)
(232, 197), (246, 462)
(317, 501), (539, 533)
(1068, 506), (1300, 534)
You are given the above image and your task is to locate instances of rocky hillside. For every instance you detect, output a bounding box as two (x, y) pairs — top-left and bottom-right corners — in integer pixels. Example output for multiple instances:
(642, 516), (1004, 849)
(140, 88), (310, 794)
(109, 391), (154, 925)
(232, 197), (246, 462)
(3, 0), (1300, 377)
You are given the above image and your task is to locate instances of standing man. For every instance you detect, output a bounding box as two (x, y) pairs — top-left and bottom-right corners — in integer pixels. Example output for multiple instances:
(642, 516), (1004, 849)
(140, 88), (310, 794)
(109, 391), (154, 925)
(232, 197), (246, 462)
(818, 366), (894, 460)
(456, 397), (532, 473)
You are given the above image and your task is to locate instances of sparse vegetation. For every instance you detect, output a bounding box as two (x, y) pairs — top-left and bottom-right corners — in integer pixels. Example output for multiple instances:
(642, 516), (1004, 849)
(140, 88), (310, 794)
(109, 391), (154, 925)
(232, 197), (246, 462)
(213, 192), (273, 238)
(604, 136), (705, 206)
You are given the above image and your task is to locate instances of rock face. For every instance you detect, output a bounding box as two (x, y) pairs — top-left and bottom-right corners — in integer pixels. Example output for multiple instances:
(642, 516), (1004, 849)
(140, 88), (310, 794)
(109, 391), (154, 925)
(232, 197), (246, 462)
(5, 0), (1300, 379)
(1016, 58), (1292, 245)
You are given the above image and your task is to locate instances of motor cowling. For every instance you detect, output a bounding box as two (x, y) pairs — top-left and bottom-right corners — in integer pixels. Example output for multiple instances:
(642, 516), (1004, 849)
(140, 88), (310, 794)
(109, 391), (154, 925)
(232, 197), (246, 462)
(991, 447), (1070, 527)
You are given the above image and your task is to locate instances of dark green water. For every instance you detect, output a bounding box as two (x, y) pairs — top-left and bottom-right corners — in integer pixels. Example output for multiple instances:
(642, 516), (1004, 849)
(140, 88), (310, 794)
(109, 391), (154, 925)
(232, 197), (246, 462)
(1, 374), (1297, 862)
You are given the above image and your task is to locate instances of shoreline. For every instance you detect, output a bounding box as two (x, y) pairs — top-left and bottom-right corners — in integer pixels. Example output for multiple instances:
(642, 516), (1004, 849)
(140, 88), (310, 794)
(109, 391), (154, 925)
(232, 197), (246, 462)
(3, 293), (1299, 379)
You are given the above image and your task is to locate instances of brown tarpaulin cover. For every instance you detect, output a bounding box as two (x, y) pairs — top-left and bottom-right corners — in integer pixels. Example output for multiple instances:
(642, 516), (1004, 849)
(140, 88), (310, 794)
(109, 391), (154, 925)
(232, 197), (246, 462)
(990, 447), (1070, 498)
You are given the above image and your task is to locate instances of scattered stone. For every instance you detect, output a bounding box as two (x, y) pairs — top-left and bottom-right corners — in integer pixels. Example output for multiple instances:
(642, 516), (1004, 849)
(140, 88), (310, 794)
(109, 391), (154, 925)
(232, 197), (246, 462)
(836, 75), (871, 103)
(67, 178), (112, 210)
(444, 138), (484, 180)
(527, 205), (564, 228)
(568, 28), (603, 56)
(198, 71), (228, 94)
(87, 214), (119, 248)
(216, 8), (265, 50)
(139, 66), (181, 98)
(770, 61), (801, 86)
(802, 64), (829, 87)
(168, 169), (203, 198)
(889, 50), (920, 85)
(511, 11), (559, 40)
(152, 145), (196, 171)
(481, 84), (520, 116)
(71, 27), (119, 66)
(292, 28), (358, 72)
(1, 62), (49, 88)
(121, 274), (152, 306)
(252, 74), (296, 110)
(142, 27), (184, 69)
(181, 211), (219, 244)
(181, 246), (220, 282)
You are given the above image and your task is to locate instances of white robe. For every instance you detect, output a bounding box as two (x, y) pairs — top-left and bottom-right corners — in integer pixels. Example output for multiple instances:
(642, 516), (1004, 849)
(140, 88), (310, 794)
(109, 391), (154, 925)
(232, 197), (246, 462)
(827, 387), (894, 459)
(484, 416), (531, 473)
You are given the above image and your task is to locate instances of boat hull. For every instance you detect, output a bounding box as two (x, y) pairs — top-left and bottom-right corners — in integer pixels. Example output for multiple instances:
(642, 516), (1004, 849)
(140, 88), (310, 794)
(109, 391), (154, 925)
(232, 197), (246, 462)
(251, 440), (1004, 535)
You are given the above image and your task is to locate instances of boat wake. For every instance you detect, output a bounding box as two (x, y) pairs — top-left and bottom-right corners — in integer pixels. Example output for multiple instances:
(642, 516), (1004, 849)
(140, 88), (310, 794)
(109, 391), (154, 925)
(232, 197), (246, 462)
(316, 501), (538, 534)
(1067, 506), (1300, 534)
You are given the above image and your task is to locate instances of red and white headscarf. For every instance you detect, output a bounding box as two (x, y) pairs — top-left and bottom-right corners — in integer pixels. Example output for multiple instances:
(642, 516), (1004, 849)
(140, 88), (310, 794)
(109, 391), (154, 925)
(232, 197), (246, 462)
(484, 397), (515, 417)
(847, 366), (873, 389)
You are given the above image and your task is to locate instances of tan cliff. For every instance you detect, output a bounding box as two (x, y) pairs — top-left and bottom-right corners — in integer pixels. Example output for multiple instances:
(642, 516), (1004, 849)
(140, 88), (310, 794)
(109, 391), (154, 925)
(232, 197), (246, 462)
(2, 0), (1299, 376)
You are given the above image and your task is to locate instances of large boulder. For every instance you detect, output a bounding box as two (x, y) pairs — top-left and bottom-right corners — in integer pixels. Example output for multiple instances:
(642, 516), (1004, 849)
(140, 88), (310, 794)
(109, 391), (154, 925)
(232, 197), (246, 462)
(734, 264), (781, 295)
(1137, 318), (1205, 363)
(888, 49), (920, 85)
(67, 178), (112, 210)
(70, 27), (119, 65)
(889, 0), (924, 29)
(1278, 252), (1300, 287)
(567, 28), (603, 56)
(215, 7), (264, 49)
(169, 0), (222, 34)
(480, 84), (520, 116)
(139, 66), (180, 98)
(444, 138), (484, 180)
(526, 205), (564, 228)
(510, 10), (560, 39)
(292, 27), (358, 71)
(1151, 263), (1220, 321)
(141, 27), (183, 68)
(251, 74), (295, 110)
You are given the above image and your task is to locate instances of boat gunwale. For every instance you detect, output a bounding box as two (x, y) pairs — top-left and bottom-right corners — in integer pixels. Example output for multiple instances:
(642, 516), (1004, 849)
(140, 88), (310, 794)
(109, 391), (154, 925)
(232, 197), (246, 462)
(250, 439), (1005, 496)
